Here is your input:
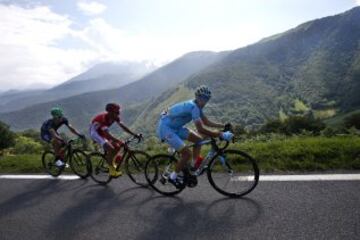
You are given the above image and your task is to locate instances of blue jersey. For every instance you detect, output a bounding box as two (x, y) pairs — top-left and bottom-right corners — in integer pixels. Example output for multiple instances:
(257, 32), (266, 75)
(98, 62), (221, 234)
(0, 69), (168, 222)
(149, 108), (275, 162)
(41, 117), (69, 135)
(161, 100), (203, 129)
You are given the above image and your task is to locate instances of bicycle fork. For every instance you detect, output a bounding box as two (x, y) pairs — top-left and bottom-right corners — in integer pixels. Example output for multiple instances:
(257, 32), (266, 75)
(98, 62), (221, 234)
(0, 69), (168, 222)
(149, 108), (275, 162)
(218, 155), (233, 175)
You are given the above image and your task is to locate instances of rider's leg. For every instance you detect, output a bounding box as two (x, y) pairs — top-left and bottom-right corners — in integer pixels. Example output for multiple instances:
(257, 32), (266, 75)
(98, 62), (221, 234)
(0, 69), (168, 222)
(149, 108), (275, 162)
(176, 147), (192, 173)
(52, 138), (65, 160)
(186, 130), (203, 164)
(103, 142), (117, 165)
(103, 142), (122, 177)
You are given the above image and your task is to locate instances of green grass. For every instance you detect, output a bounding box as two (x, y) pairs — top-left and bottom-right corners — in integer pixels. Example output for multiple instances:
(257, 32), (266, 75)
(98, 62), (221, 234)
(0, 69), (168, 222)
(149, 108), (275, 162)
(235, 135), (360, 172)
(0, 154), (43, 173)
(1, 135), (360, 173)
(0, 153), (78, 174)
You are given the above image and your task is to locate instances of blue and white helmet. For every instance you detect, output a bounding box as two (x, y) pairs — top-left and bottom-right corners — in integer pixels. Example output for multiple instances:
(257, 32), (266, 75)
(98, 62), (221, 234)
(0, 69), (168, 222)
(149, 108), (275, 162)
(195, 85), (211, 100)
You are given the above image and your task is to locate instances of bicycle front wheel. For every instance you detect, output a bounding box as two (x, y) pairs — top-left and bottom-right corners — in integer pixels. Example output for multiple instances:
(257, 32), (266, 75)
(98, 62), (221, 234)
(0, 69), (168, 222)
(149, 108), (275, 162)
(88, 152), (112, 185)
(207, 150), (259, 198)
(69, 149), (89, 179)
(125, 150), (150, 187)
(145, 154), (185, 196)
(42, 151), (63, 177)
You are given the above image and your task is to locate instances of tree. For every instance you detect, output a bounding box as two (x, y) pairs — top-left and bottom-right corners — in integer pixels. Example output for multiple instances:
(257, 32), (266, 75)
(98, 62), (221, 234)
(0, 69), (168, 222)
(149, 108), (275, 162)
(283, 116), (325, 135)
(0, 121), (15, 152)
(259, 119), (284, 134)
(344, 113), (360, 130)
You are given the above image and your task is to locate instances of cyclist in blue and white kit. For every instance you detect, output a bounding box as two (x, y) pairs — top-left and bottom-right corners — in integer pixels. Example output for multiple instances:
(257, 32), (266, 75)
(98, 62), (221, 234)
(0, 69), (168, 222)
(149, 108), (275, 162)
(157, 85), (233, 188)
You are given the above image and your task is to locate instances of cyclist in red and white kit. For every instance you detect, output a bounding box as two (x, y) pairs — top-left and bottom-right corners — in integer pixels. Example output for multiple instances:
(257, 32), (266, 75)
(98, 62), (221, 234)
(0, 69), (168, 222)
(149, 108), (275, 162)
(89, 103), (141, 177)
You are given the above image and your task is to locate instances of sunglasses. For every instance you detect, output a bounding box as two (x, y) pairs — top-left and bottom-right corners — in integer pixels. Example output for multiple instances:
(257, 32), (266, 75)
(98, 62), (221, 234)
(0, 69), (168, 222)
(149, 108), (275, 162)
(200, 96), (210, 102)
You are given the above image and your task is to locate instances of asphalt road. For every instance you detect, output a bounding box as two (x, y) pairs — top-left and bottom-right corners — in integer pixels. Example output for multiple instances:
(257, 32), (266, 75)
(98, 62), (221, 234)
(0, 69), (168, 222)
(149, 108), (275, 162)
(0, 176), (359, 240)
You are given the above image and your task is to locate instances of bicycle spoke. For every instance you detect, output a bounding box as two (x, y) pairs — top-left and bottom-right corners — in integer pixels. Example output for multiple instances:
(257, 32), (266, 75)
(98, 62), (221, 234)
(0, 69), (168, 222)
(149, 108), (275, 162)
(70, 150), (89, 178)
(145, 154), (184, 196)
(207, 150), (259, 198)
(89, 153), (111, 184)
(42, 151), (62, 177)
(126, 151), (149, 187)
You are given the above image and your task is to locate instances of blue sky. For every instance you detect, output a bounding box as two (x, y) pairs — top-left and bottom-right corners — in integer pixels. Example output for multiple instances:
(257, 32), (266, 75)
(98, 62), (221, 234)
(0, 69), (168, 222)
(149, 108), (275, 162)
(0, 0), (358, 91)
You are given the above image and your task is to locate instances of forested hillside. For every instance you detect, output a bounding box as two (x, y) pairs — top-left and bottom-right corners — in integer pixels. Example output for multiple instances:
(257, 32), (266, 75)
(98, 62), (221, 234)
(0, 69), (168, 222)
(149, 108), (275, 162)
(136, 7), (360, 134)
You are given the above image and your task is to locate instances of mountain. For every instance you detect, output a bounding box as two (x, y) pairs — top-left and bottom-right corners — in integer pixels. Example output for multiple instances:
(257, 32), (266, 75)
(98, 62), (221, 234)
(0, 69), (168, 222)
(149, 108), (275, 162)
(55, 61), (155, 87)
(0, 51), (227, 131)
(0, 89), (45, 106)
(128, 7), (360, 133)
(0, 61), (156, 113)
(1, 7), (360, 133)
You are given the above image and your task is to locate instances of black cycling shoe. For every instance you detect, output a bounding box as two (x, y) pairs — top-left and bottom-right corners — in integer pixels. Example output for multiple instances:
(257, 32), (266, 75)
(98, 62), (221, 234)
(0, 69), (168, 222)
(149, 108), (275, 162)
(186, 175), (198, 188)
(168, 176), (185, 189)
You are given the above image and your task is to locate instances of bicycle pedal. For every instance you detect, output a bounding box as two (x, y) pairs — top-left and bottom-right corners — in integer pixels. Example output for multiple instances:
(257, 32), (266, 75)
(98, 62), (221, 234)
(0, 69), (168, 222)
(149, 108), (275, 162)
(186, 176), (198, 188)
(160, 177), (166, 185)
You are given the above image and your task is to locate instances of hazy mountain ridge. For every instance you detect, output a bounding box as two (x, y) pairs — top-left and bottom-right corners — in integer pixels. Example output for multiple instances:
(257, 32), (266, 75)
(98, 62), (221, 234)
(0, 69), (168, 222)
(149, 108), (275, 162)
(0, 61), (156, 113)
(0, 51), (226, 131)
(131, 7), (360, 133)
(1, 7), (360, 133)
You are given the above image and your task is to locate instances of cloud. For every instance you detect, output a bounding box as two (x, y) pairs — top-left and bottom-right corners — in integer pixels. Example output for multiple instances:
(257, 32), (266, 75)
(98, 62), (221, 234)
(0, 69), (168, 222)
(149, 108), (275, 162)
(0, 4), (98, 90)
(356, 0), (360, 5)
(0, 3), (261, 91)
(77, 1), (107, 16)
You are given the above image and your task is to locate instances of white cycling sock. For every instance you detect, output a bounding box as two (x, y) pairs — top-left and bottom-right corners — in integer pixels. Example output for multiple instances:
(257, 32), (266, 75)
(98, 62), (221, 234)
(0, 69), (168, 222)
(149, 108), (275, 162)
(170, 171), (177, 180)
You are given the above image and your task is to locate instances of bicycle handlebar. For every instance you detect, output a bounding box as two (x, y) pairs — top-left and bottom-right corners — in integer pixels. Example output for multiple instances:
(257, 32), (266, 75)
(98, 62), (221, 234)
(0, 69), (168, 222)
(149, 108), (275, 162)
(66, 136), (87, 145)
(124, 134), (143, 145)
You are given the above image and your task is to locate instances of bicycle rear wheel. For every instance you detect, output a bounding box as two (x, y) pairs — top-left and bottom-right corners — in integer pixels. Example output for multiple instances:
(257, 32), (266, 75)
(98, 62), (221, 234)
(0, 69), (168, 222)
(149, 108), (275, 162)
(42, 151), (63, 177)
(88, 152), (112, 185)
(145, 154), (185, 196)
(125, 150), (150, 187)
(207, 150), (259, 198)
(69, 149), (89, 179)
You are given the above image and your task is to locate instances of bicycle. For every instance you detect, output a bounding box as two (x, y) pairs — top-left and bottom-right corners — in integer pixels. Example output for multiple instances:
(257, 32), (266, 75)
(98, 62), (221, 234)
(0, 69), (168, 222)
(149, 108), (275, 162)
(144, 135), (259, 198)
(42, 137), (89, 178)
(87, 135), (150, 186)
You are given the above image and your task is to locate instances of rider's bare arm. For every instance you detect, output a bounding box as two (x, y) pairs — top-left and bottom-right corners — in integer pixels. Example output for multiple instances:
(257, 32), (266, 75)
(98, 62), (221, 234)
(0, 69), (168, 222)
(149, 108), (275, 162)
(67, 124), (82, 136)
(117, 121), (137, 136)
(49, 128), (63, 142)
(103, 129), (121, 143)
(201, 115), (225, 128)
(194, 119), (221, 138)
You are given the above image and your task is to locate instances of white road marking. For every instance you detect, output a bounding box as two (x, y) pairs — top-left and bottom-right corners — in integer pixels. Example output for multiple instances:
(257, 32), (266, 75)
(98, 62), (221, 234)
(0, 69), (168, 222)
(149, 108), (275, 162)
(0, 175), (80, 180)
(224, 174), (360, 182)
(260, 174), (360, 181)
(0, 174), (360, 181)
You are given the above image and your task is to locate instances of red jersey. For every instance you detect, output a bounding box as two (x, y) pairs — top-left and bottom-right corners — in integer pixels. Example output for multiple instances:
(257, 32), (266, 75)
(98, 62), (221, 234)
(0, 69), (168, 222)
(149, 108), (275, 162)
(91, 112), (120, 138)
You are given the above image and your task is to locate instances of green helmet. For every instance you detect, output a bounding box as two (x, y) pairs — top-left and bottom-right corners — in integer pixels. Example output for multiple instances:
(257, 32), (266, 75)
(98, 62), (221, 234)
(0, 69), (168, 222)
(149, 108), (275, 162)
(50, 107), (64, 118)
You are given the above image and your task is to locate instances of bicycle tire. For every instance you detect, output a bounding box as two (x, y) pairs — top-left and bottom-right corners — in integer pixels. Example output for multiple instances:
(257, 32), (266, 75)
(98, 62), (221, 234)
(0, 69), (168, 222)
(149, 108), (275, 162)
(125, 150), (150, 187)
(88, 152), (112, 185)
(145, 154), (185, 196)
(42, 151), (63, 177)
(207, 149), (259, 198)
(69, 149), (89, 179)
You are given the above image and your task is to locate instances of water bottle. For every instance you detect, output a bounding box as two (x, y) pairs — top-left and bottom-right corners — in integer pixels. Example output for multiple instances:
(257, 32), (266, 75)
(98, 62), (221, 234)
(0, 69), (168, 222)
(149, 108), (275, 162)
(194, 156), (204, 169)
(219, 156), (226, 166)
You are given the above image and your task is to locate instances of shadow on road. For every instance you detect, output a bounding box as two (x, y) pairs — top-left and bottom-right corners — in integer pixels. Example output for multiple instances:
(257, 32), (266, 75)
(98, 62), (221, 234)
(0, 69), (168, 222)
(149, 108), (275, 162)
(0, 179), (67, 218)
(44, 182), (154, 240)
(135, 195), (263, 240)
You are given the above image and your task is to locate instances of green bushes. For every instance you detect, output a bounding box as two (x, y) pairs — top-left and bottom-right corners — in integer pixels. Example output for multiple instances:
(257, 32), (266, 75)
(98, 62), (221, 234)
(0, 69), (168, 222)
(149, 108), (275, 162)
(235, 135), (360, 172)
(0, 121), (15, 152)
(344, 113), (360, 129)
(13, 136), (43, 154)
(259, 116), (326, 135)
